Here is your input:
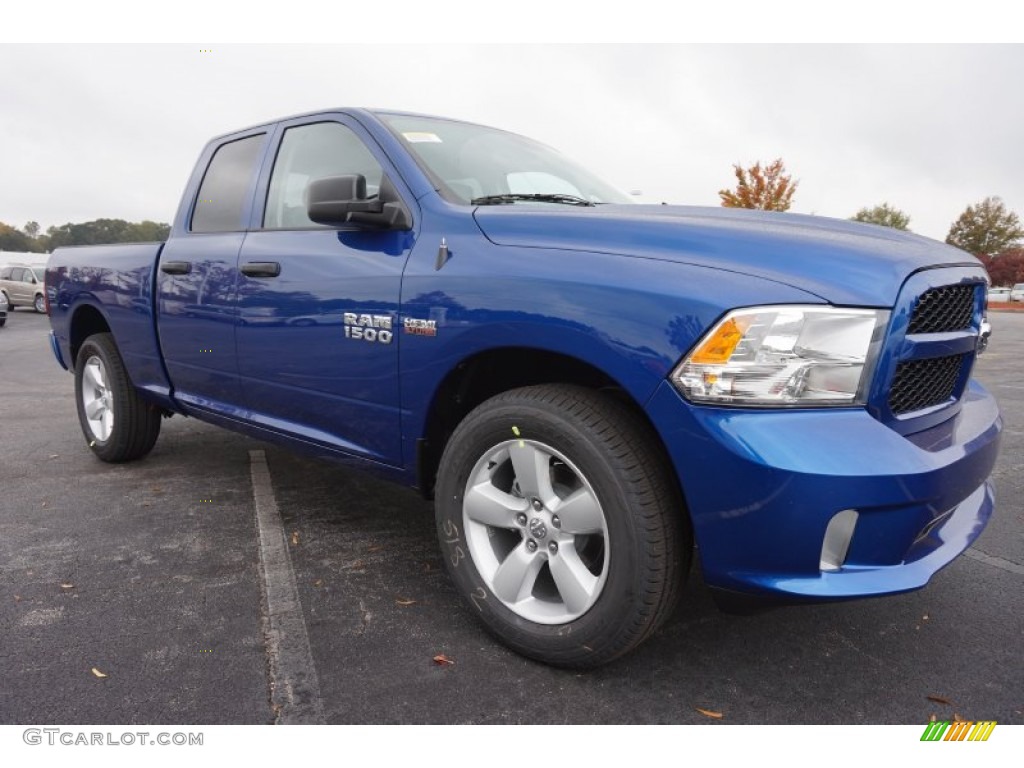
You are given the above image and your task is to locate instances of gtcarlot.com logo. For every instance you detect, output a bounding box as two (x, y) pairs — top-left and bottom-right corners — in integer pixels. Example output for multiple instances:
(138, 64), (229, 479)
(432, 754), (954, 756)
(23, 729), (203, 747)
(920, 721), (997, 742)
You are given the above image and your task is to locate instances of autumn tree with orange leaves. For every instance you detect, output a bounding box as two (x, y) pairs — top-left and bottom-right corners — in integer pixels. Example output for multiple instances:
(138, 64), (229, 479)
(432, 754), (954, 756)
(718, 158), (798, 212)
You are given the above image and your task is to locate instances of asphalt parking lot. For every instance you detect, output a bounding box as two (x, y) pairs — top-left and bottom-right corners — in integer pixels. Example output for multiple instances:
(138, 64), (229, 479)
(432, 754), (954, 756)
(1, 308), (1021, 725)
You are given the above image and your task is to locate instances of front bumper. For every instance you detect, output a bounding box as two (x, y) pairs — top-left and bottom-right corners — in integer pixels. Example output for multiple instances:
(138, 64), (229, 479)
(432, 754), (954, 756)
(646, 379), (1001, 600)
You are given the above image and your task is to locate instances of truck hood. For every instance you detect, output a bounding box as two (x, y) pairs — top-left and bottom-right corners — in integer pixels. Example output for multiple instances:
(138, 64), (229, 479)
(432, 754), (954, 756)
(473, 205), (982, 306)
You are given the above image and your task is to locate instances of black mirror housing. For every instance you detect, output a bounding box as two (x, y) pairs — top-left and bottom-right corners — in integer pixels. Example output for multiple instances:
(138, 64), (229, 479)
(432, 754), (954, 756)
(306, 174), (411, 231)
(307, 175), (383, 224)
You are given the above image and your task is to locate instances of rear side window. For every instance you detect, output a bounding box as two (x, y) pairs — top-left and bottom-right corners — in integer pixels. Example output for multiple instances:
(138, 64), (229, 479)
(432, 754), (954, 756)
(0, 267), (11, 279)
(191, 134), (265, 233)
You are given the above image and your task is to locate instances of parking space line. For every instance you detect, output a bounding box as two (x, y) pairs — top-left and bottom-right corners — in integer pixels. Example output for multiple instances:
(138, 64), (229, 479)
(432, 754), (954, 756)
(964, 547), (1024, 576)
(250, 449), (325, 724)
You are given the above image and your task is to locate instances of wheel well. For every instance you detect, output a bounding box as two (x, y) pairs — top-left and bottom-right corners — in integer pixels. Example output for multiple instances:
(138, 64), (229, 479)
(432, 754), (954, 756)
(69, 305), (111, 368)
(418, 348), (661, 497)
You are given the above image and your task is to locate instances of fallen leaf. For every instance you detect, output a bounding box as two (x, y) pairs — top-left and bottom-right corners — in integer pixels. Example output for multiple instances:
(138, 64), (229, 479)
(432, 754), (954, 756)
(928, 713), (937, 722)
(49, 454), (59, 459)
(60, 582), (75, 590)
(367, 545), (383, 553)
(290, 531), (300, 546)
(41, 502), (48, 508)
(13, 595), (21, 603)
(422, 562), (431, 572)
(927, 695), (954, 706)
(345, 559), (365, 570)
(396, 598), (416, 606)
(433, 654), (455, 666)
(695, 707), (724, 719)
(313, 579), (324, 587)
(922, 614), (929, 621)
(954, 712), (965, 722)
(91, 667), (108, 679)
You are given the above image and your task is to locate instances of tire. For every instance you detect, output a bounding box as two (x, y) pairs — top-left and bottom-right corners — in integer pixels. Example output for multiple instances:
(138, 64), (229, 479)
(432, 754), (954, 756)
(34, 293), (46, 313)
(435, 384), (688, 668)
(1, 292), (11, 311)
(74, 333), (162, 462)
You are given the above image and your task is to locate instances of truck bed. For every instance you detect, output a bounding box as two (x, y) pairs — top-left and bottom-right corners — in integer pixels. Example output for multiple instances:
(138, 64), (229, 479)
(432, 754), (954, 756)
(47, 242), (171, 402)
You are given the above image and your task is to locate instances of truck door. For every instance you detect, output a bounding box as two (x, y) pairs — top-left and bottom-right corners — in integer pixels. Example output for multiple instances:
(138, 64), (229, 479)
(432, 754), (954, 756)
(156, 132), (266, 413)
(235, 118), (413, 466)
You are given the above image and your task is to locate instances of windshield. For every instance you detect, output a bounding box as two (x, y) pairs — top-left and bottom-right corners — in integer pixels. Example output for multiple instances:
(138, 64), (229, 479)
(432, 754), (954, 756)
(379, 114), (633, 206)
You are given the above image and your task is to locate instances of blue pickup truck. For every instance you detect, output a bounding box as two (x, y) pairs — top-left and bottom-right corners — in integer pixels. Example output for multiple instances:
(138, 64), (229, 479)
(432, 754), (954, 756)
(46, 109), (1001, 667)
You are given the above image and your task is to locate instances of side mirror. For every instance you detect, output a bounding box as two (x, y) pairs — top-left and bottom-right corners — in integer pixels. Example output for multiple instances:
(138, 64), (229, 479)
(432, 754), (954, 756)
(307, 174), (411, 230)
(306, 175), (383, 223)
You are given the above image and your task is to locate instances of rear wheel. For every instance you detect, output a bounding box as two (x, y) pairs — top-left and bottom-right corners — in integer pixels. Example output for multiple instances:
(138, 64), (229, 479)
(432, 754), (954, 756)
(435, 384), (688, 668)
(74, 333), (161, 462)
(34, 293), (46, 313)
(1, 291), (11, 310)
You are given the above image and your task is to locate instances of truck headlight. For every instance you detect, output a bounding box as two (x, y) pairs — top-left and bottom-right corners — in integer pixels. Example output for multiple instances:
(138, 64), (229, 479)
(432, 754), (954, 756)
(671, 306), (888, 406)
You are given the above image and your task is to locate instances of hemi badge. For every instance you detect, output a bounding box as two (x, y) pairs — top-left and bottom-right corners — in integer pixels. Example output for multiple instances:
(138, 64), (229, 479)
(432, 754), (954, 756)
(403, 317), (438, 337)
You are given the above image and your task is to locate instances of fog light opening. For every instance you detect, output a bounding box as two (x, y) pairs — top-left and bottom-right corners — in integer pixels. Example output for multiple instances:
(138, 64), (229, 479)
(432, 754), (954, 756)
(820, 509), (859, 572)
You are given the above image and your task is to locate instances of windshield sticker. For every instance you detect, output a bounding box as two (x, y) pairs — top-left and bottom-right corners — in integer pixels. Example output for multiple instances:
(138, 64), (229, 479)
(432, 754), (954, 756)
(403, 132), (443, 144)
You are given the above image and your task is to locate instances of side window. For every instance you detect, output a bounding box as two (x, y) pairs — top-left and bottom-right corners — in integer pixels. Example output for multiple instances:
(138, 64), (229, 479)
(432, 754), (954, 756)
(0, 268), (10, 280)
(191, 134), (265, 233)
(264, 122), (384, 230)
(10, 268), (24, 282)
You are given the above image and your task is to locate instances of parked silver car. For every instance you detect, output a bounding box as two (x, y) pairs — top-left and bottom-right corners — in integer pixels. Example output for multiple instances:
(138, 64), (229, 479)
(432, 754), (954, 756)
(0, 263), (47, 313)
(987, 286), (1011, 302)
(1010, 283), (1024, 302)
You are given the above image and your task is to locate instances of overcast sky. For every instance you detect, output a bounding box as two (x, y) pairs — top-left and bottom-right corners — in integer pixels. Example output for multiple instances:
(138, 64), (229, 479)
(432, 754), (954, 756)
(1, 44), (1021, 243)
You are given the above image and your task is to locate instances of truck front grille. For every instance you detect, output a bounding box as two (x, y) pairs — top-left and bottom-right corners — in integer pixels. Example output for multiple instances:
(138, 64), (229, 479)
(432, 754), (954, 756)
(907, 285), (975, 334)
(888, 354), (965, 415)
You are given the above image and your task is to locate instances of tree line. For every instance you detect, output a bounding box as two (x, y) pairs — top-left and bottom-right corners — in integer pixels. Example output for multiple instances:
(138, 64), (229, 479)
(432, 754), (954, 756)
(0, 219), (171, 254)
(720, 159), (1024, 284)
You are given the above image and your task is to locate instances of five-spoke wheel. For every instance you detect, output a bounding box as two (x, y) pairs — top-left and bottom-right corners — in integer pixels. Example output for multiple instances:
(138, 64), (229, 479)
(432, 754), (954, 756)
(80, 356), (115, 442)
(463, 439), (609, 624)
(435, 384), (688, 668)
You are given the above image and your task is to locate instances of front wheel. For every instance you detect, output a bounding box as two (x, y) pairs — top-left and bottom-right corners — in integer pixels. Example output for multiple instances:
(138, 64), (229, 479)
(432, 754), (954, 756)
(435, 384), (688, 668)
(74, 333), (162, 462)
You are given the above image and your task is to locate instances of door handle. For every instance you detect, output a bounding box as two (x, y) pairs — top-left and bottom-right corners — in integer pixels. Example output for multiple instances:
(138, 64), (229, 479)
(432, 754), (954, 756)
(160, 261), (192, 275)
(240, 262), (282, 278)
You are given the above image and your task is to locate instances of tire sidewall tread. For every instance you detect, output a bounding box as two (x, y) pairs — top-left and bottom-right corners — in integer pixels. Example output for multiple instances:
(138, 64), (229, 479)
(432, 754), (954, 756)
(74, 333), (161, 463)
